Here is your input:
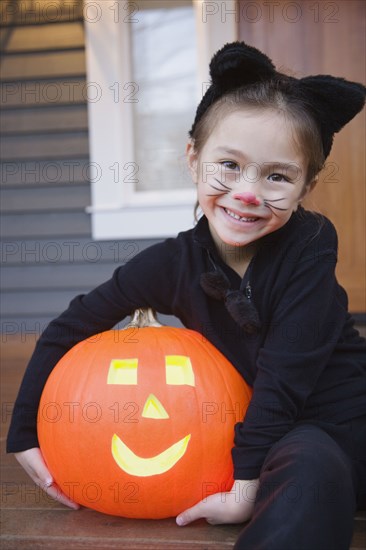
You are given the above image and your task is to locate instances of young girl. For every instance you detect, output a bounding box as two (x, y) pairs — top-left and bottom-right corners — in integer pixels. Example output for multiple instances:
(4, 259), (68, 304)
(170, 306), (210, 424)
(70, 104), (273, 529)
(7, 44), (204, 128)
(7, 42), (366, 549)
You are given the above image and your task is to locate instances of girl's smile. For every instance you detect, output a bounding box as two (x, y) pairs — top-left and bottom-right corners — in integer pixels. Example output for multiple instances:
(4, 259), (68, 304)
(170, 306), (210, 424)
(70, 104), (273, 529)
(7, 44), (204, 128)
(187, 109), (312, 265)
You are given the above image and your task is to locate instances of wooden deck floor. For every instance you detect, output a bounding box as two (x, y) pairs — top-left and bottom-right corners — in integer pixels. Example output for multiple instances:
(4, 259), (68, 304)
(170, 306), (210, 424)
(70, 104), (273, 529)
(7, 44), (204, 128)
(1, 337), (365, 549)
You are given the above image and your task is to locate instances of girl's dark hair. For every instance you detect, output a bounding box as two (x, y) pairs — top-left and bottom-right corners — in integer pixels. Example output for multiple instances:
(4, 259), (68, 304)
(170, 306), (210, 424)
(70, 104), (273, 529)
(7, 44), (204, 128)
(190, 78), (326, 186)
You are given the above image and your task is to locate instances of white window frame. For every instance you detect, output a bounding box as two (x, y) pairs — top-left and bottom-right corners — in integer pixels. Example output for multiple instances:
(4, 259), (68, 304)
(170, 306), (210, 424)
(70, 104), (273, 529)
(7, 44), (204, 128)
(84, 0), (237, 239)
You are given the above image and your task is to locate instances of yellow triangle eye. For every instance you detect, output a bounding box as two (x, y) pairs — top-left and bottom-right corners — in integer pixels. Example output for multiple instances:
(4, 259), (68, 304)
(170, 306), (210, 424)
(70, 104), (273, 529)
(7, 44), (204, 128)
(107, 358), (138, 385)
(165, 356), (195, 386)
(142, 394), (169, 419)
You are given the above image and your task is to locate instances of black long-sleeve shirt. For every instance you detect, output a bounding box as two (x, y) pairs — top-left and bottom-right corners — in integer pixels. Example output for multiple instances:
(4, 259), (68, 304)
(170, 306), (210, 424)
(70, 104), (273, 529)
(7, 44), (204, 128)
(7, 208), (366, 479)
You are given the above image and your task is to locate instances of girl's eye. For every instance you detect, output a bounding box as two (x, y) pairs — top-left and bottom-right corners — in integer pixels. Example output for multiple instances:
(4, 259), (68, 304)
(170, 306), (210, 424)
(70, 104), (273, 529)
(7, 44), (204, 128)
(268, 173), (290, 183)
(221, 161), (239, 170)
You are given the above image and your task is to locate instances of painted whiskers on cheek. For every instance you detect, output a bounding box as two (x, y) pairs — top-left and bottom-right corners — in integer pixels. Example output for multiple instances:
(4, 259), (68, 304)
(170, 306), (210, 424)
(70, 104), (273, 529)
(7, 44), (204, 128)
(263, 198), (289, 215)
(206, 178), (232, 196)
(206, 179), (290, 216)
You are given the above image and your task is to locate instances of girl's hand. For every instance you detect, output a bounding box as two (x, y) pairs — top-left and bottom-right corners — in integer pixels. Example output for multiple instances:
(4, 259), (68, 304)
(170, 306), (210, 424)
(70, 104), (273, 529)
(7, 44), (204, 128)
(176, 479), (259, 526)
(14, 447), (80, 510)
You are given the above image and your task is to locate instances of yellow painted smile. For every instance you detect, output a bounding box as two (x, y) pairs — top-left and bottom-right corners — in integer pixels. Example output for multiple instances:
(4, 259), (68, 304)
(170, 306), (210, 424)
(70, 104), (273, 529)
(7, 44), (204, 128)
(111, 433), (191, 477)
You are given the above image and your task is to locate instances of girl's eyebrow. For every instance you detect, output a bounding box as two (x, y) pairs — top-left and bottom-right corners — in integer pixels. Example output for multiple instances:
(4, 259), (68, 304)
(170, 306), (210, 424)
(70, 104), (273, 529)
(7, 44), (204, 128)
(214, 150), (300, 170)
(213, 147), (245, 158)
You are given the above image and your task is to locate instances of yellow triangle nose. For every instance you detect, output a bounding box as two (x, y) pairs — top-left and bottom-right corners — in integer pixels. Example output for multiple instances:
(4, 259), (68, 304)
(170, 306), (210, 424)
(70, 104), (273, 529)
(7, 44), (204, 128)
(142, 394), (169, 419)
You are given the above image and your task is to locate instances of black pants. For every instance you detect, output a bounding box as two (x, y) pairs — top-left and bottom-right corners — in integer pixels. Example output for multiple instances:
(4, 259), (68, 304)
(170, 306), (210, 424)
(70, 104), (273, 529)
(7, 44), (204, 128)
(234, 417), (366, 550)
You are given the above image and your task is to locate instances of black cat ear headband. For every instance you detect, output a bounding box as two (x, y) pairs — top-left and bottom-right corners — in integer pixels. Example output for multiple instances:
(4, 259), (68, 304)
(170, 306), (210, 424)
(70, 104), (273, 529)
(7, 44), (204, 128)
(189, 41), (366, 159)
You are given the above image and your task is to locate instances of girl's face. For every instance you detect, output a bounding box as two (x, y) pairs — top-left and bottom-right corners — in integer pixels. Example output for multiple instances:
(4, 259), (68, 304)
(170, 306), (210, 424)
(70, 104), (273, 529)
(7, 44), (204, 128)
(187, 109), (313, 253)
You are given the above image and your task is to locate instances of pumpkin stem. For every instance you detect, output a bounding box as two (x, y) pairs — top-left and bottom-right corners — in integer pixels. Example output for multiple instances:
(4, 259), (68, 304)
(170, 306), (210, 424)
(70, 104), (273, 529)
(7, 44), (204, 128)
(126, 308), (163, 329)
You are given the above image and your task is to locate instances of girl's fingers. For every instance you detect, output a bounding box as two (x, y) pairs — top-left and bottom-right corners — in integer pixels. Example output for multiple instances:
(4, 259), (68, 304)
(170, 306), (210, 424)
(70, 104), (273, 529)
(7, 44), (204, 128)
(177, 493), (223, 525)
(28, 453), (53, 485)
(15, 448), (80, 509)
(176, 501), (205, 526)
(15, 448), (49, 484)
(177, 488), (256, 526)
(42, 481), (80, 509)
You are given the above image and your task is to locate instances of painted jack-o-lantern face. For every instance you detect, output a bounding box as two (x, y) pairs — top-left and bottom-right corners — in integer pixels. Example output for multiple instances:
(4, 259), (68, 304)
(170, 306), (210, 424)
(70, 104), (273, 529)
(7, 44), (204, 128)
(38, 314), (252, 519)
(108, 355), (195, 477)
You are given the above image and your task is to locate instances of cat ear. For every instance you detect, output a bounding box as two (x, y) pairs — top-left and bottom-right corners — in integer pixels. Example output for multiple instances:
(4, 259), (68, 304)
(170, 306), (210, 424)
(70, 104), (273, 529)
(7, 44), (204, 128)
(210, 41), (276, 91)
(299, 75), (366, 157)
(189, 41), (276, 136)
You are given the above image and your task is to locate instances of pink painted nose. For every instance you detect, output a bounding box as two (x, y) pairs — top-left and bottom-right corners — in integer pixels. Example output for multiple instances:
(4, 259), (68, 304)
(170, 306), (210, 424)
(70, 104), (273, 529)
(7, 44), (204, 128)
(233, 192), (261, 206)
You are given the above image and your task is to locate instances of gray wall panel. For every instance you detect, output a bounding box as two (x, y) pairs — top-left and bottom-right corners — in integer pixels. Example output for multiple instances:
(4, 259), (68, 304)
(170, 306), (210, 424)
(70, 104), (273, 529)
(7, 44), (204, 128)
(1, 157), (90, 186)
(1, 78), (89, 108)
(0, 9), (167, 333)
(1, 238), (152, 265)
(0, 132), (89, 159)
(1, 263), (119, 290)
(1, 184), (90, 212)
(1, 50), (86, 80)
(1, 104), (88, 133)
(1, 212), (91, 238)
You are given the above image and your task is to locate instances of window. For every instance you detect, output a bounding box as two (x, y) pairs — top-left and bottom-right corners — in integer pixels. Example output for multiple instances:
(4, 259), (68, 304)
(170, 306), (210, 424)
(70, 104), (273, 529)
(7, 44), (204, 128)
(84, 0), (237, 239)
(131, 1), (197, 193)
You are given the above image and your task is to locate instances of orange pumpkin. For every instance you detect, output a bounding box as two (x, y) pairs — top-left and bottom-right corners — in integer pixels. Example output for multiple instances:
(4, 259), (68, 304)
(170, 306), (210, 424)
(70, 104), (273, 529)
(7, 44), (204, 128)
(38, 309), (252, 518)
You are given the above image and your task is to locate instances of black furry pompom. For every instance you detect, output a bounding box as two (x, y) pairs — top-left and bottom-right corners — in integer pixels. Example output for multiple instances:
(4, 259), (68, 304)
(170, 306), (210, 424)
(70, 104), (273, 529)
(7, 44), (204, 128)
(209, 41), (276, 91)
(200, 271), (230, 300)
(200, 271), (261, 334)
(225, 291), (261, 334)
